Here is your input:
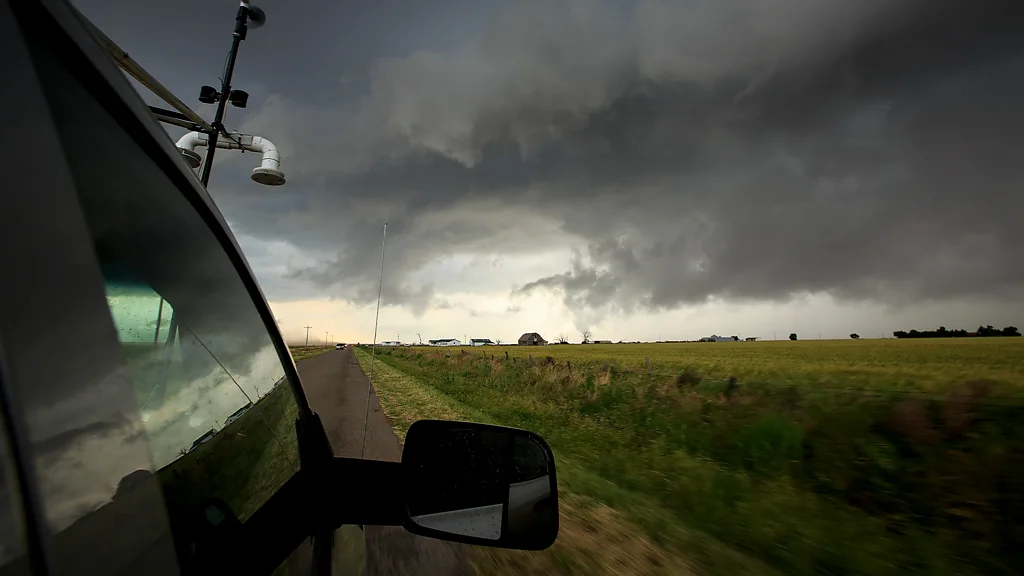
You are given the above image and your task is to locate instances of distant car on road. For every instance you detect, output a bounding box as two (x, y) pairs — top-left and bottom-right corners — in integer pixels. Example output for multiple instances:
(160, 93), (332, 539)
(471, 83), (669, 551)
(335, 343), (345, 350)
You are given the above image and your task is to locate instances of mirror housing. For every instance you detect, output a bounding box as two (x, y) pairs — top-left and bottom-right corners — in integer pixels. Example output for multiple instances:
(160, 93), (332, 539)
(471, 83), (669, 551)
(401, 420), (559, 550)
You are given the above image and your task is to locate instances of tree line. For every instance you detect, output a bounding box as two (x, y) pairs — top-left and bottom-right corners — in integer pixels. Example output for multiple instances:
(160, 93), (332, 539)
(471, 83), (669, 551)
(893, 325), (1021, 339)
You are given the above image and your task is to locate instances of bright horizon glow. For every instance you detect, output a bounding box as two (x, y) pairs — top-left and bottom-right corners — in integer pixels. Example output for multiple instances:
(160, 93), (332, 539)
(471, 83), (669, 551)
(267, 292), (1024, 346)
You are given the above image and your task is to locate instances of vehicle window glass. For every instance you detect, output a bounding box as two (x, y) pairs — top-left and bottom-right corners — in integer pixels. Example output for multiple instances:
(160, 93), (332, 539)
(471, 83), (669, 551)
(0, 418), (25, 571)
(25, 18), (302, 564)
(102, 278), (298, 507)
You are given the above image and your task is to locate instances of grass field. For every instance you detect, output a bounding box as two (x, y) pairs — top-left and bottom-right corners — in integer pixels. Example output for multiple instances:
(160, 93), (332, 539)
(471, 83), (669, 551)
(357, 339), (1024, 576)
(289, 345), (335, 362)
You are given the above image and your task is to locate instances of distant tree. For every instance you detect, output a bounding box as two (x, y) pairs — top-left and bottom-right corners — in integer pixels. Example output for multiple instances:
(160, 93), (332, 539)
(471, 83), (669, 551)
(556, 333), (569, 344)
(789, 333), (798, 341)
(495, 338), (502, 345)
(978, 325), (999, 337)
(850, 333), (860, 339)
(894, 324), (1014, 338)
(581, 330), (592, 344)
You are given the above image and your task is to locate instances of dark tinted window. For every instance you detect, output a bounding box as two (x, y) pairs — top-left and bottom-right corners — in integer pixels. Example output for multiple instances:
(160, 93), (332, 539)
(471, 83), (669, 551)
(23, 14), (302, 569)
(0, 417), (25, 570)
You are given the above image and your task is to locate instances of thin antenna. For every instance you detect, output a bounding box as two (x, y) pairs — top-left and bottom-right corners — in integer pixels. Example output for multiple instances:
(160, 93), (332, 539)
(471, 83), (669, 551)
(361, 223), (388, 458)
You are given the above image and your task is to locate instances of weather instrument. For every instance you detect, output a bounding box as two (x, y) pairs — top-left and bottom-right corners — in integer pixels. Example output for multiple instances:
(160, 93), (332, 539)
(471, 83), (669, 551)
(85, 1), (284, 187)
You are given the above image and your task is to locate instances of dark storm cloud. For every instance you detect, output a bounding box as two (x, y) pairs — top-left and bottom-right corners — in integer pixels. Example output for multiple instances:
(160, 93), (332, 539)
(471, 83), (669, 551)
(81, 0), (1024, 314)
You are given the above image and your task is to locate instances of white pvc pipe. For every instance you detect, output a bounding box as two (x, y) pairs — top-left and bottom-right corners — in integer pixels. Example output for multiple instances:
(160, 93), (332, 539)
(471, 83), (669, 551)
(175, 132), (282, 173)
(175, 131), (204, 153)
(242, 136), (281, 172)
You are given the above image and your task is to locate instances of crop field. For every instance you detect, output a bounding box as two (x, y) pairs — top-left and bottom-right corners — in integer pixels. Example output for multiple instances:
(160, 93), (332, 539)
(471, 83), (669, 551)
(357, 339), (1024, 576)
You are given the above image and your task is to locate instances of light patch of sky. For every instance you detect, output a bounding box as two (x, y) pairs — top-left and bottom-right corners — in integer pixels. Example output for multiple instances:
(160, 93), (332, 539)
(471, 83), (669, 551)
(269, 288), (574, 346)
(104, 283), (172, 343)
(270, 291), (1024, 346)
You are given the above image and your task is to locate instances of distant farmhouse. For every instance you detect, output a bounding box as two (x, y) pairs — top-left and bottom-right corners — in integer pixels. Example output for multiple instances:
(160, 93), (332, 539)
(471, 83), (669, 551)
(518, 332), (547, 346)
(745, 337), (759, 342)
(593, 340), (613, 344)
(470, 338), (495, 346)
(379, 340), (401, 346)
(428, 338), (461, 347)
(699, 335), (739, 342)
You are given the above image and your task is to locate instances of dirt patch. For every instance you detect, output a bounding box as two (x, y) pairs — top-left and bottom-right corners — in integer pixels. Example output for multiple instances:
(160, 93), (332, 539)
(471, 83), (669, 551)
(469, 495), (692, 576)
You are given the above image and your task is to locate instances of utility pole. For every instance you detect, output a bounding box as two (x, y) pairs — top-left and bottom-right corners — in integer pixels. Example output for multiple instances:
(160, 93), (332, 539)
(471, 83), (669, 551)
(304, 325), (312, 347)
(325, 331), (329, 347)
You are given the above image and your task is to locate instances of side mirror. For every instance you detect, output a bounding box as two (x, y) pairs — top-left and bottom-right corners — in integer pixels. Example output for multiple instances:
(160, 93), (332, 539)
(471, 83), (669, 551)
(401, 420), (559, 550)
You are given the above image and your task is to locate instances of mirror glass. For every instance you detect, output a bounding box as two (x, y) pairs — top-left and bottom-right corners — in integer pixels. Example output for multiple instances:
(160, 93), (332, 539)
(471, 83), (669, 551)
(402, 420), (558, 550)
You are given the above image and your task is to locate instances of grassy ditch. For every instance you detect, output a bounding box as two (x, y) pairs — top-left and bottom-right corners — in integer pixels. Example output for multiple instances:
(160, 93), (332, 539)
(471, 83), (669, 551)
(355, 348), (777, 576)
(358, 342), (1024, 576)
(290, 345), (335, 362)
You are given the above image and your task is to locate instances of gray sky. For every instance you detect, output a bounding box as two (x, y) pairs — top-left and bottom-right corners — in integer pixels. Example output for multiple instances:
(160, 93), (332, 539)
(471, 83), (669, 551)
(74, 0), (1024, 343)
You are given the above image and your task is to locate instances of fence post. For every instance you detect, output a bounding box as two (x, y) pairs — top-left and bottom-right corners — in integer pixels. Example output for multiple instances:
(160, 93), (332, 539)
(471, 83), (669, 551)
(505, 350), (509, 361)
(529, 354), (535, 366)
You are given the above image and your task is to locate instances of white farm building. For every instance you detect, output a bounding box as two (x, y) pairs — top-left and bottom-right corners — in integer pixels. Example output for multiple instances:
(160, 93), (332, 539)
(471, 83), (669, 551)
(428, 338), (462, 347)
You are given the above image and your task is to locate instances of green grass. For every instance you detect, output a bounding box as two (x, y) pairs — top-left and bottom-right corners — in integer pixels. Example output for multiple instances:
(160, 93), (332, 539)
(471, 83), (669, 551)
(488, 338), (1024, 393)
(356, 348), (773, 576)
(290, 345), (335, 362)
(358, 340), (1024, 576)
(156, 381), (300, 522)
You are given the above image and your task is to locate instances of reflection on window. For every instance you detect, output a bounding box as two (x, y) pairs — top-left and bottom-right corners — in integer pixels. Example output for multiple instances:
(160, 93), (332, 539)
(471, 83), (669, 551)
(20, 7), (308, 571)
(0, 425), (24, 569)
(103, 277), (299, 522)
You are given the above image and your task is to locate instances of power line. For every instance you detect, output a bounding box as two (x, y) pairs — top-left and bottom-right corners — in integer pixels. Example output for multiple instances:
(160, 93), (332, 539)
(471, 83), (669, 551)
(303, 325), (312, 347)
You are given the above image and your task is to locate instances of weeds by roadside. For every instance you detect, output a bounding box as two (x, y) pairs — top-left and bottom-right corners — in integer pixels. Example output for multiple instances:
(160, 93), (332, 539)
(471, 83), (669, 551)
(289, 345), (334, 362)
(355, 348), (778, 576)
(359, 343), (1024, 576)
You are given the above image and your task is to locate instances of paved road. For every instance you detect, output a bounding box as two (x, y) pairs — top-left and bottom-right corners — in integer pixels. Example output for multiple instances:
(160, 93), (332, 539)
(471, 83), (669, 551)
(297, 348), (473, 576)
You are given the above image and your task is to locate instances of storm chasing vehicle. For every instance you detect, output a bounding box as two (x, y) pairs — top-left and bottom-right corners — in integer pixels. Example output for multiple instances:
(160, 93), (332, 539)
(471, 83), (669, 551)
(0, 1), (559, 574)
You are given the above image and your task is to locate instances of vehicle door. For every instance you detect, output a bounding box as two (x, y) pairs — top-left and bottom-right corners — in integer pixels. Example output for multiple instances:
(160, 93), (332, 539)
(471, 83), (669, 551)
(0, 0), (352, 573)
